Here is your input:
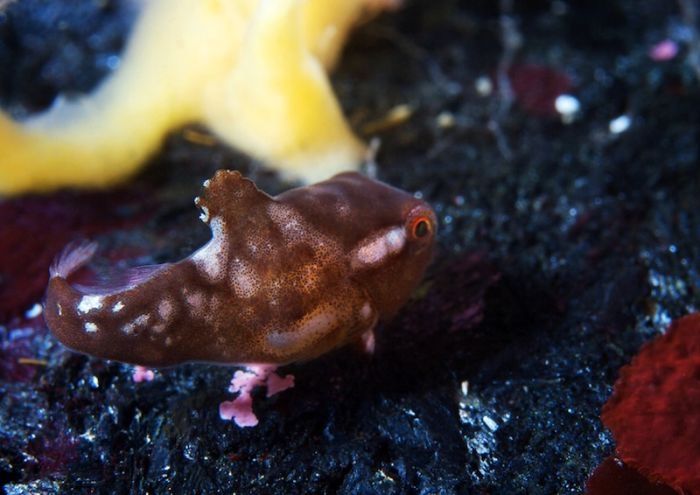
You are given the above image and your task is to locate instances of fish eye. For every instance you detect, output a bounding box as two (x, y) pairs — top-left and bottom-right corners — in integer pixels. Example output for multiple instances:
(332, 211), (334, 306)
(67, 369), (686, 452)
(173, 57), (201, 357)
(409, 216), (433, 240)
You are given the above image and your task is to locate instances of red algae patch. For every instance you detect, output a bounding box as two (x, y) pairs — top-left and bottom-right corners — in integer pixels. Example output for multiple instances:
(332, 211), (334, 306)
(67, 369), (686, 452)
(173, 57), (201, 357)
(0, 190), (146, 320)
(507, 64), (574, 117)
(601, 313), (700, 494)
(586, 457), (678, 495)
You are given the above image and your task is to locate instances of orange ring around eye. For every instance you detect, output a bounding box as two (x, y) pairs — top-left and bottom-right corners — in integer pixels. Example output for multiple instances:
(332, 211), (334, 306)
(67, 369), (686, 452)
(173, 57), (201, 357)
(409, 216), (432, 239)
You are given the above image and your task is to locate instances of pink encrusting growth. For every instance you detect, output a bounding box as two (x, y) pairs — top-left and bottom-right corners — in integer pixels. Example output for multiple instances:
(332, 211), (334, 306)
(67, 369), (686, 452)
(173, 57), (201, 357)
(132, 365), (155, 383)
(649, 39), (679, 61)
(219, 365), (295, 427)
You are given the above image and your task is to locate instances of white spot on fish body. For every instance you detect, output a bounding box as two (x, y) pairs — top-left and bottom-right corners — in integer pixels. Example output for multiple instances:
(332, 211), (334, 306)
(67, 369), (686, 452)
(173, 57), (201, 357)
(84, 322), (98, 333)
(191, 217), (228, 282)
(384, 229), (404, 251)
(121, 314), (150, 335)
(112, 301), (125, 313)
(230, 258), (258, 298)
(158, 299), (174, 321)
(185, 290), (205, 312)
(352, 227), (406, 268)
(77, 295), (104, 314)
(199, 206), (210, 223)
(133, 314), (149, 326)
(266, 203), (307, 243)
(360, 302), (372, 320)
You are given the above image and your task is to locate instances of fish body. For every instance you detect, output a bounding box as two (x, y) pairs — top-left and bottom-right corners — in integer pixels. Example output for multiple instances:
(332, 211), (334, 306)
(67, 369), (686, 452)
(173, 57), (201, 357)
(44, 171), (436, 367)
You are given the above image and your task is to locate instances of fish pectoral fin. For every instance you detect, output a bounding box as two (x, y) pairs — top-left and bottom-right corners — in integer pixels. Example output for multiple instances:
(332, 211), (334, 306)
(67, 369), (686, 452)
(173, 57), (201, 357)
(263, 290), (378, 363)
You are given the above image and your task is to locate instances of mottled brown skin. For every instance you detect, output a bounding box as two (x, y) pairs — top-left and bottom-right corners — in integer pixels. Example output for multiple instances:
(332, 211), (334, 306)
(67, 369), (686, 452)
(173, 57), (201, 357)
(44, 170), (436, 367)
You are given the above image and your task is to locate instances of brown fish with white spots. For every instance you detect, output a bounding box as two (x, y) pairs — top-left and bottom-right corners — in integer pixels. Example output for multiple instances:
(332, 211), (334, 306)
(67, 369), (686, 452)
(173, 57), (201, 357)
(44, 170), (436, 367)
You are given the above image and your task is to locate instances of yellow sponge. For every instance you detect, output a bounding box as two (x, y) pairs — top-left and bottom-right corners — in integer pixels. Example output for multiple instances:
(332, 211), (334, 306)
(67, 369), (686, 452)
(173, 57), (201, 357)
(0, 0), (394, 195)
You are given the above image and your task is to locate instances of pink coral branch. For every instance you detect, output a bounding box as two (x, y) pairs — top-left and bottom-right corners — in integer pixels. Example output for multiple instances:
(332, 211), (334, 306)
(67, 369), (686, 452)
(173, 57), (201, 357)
(219, 364), (295, 428)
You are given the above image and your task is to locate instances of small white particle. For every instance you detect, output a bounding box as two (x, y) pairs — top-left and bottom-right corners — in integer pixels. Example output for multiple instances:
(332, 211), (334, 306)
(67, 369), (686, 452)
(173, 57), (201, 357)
(609, 114), (631, 134)
(77, 295), (104, 314)
(25, 303), (43, 319)
(112, 301), (125, 313)
(57, 303), (63, 316)
(554, 94), (580, 123)
(482, 415), (498, 432)
(203, 179), (211, 188)
(84, 322), (98, 333)
(475, 76), (493, 97)
(436, 111), (455, 129)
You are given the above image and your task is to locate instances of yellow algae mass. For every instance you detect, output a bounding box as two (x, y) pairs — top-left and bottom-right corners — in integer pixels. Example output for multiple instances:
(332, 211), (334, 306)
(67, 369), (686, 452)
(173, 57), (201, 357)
(0, 0), (395, 195)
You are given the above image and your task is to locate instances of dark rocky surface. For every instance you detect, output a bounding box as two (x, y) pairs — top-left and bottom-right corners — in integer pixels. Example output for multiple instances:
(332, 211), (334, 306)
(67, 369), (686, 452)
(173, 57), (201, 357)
(1, 0), (700, 493)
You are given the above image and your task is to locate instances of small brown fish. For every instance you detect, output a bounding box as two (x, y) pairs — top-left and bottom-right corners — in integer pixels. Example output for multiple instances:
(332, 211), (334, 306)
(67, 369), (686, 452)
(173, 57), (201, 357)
(44, 171), (436, 367)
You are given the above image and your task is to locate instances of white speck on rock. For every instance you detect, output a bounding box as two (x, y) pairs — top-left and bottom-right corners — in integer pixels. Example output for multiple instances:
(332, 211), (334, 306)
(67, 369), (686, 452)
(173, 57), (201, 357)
(609, 115), (631, 134)
(25, 303), (43, 318)
(482, 415), (498, 432)
(554, 94), (580, 124)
